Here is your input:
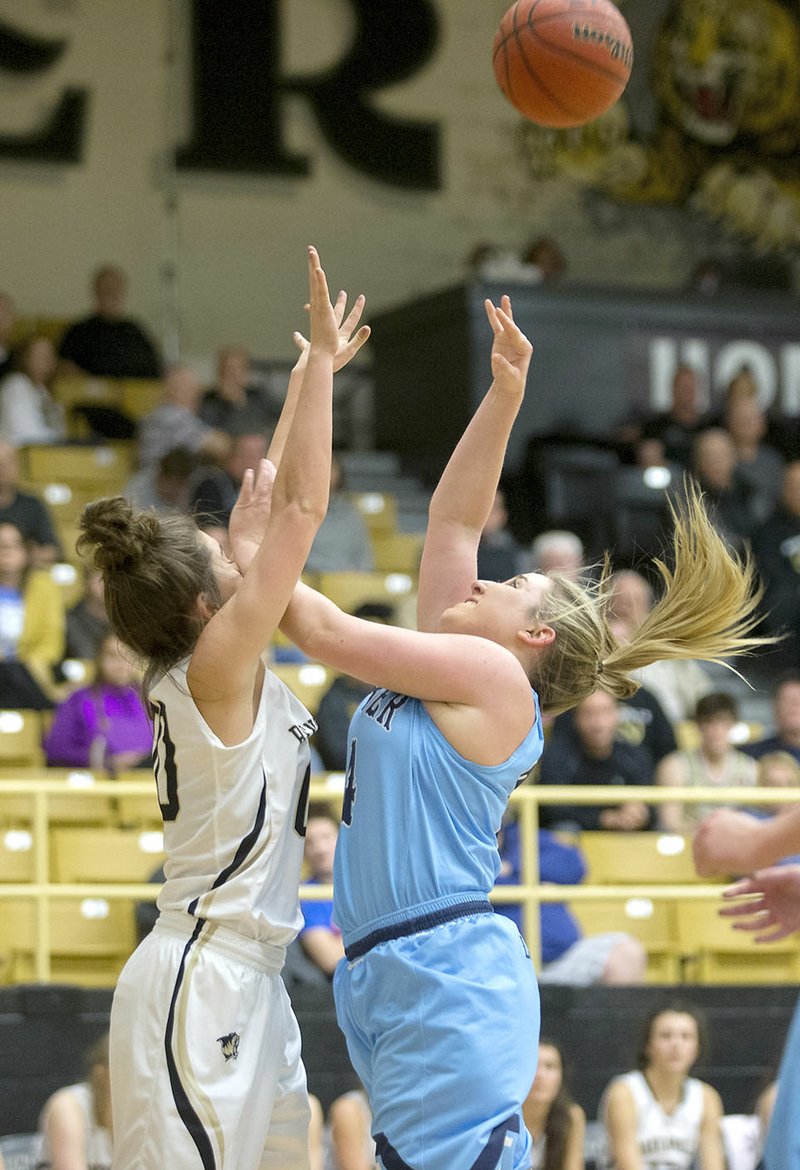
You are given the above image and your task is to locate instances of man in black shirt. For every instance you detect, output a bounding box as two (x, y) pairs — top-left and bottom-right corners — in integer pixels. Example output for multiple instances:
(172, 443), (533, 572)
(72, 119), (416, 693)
(58, 264), (162, 379)
(0, 441), (60, 566)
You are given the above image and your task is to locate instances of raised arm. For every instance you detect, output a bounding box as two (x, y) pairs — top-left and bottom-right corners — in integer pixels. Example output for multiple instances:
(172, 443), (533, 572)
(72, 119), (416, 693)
(189, 248), (340, 706)
(416, 297), (532, 633)
(281, 582), (536, 765)
(693, 803), (800, 876)
(228, 290), (369, 575)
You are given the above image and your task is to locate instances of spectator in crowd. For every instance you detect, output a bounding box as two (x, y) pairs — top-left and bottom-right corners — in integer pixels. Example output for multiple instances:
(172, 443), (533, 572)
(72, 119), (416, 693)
(305, 452), (374, 574)
(600, 1005), (724, 1170)
(496, 819), (647, 984)
(742, 672), (800, 765)
(724, 393), (784, 523)
(753, 461), (800, 668)
(308, 1091), (377, 1170)
(656, 693), (757, 833)
(0, 441), (61, 566)
(65, 566), (110, 661)
(640, 365), (707, 468)
(136, 364), (231, 470)
(190, 431), (269, 529)
(123, 445), (196, 516)
(58, 263), (162, 379)
(299, 807), (379, 1170)
(552, 676), (677, 774)
(199, 345), (278, 437)
(0, 292), (16, 378)
(0, 335), (66, 447)
(539, 689), (655, 831)
(477, 486), (526, 581)
(0, 520), (64, 708)
(689, 428), (758, 551)
(607, 569), (713, 724)
(44, 632), (152, 773)
(529, 529), (584, 579)
(299, 804), (344, 977)
(521, 235), (567, 283)
(521, 1039), (586, 1170)
(34, 1032), (112, 1170)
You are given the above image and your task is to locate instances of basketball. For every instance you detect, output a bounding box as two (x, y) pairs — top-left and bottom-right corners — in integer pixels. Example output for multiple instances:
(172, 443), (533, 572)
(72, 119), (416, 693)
(492, 0), (633, 128)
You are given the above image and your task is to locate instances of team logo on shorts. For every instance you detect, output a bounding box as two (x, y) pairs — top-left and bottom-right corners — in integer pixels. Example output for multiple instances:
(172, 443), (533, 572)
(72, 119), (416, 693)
(217, 1032), (240, 1061)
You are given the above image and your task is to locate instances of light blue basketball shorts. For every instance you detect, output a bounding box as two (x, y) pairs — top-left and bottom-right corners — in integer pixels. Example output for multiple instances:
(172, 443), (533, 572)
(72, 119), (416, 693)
(765, 993), (800, 1170)
(333, 908), (540, 1170)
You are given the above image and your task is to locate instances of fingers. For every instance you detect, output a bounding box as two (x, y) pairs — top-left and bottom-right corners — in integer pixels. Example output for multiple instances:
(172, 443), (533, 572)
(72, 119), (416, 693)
(293, 330), (309, 353)
(339, 293), (367, 339)
(332, 289), (348, 327)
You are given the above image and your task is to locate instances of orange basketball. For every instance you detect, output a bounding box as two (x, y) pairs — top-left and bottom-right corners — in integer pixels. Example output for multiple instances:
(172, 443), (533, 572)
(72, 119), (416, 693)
(492, 0), (633, 128)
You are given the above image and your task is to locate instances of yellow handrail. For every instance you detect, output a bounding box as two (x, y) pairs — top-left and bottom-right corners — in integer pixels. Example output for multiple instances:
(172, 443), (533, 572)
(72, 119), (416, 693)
(1, 778), (798, 981)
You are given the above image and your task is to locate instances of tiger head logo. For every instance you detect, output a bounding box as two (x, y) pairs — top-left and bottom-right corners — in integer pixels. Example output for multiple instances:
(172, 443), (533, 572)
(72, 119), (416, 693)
(216, 1032), (240, 1062)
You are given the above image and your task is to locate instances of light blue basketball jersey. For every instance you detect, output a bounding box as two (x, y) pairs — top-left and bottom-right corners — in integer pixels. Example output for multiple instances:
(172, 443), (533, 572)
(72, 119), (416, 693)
(333, 688), (544, 948)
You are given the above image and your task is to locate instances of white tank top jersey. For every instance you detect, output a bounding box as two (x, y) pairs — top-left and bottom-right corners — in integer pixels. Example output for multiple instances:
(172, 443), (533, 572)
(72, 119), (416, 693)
(603, 1070), (705, 1170)
(36, 1081), (113, 1170)
(149, 656), (316, 944)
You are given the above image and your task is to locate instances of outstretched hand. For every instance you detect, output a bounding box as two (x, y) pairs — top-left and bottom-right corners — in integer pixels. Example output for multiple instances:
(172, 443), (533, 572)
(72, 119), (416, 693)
(720, 865), (800, 942)
(485, 295), (533, 395)
(298, 246), (371, 369)
(228, 457), (277, 574)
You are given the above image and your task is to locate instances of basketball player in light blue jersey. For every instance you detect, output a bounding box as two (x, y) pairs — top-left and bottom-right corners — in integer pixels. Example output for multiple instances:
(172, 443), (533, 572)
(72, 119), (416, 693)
(270, 297), (766, 1170)
(77, 248), (370, 1170)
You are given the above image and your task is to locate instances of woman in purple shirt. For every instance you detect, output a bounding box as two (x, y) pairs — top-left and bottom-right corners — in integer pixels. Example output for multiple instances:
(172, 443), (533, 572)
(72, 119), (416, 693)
(45, 632), (153, 772)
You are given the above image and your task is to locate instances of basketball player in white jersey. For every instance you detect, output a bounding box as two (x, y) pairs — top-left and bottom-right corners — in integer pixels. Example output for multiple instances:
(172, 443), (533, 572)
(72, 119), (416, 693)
(77, 247), (369, 1170)
(601, 1006), (724, 1170)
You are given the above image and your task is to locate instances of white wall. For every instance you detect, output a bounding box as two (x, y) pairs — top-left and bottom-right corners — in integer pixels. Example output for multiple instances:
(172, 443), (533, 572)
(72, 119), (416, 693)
(0, 0), (695, 369)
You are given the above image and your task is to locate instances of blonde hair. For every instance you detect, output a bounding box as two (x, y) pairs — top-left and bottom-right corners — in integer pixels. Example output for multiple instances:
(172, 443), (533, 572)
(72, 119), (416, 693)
(530, 482), (768, 714)
(757, 751), (800, 786)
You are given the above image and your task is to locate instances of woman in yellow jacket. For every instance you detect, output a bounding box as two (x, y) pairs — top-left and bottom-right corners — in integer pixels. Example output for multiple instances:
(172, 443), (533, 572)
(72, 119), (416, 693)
(0, 519), (65, 707)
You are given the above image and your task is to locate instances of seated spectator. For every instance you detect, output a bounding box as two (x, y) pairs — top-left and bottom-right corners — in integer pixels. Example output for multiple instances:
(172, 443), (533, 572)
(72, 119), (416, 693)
(477, 487), (526, 581)
(44, 632), (152, 773)
(305, 453), (374, 573)
(690, 428), (758, 551)
(539, 690), (655, 831)
(65, 566), (111, 660)
(753, 462), (800, 668)
(552, 679), (677, 774)
(308, 1090), (377, 1170)
(608, 569), (712, 724)
(724, 393), (784, 523)
(656, 693), (757, 833)
(0, 440), (61, 566)
(520, 235), (567, 283)
(742, 672), (800, 765)
(600, 1005), (724, 1170)
(522, 1039), (586, 1170)
(199, 345), (279, 436)
(190, 431), (269, 529)
(137, 364), (231, 470)
(639, 365), (707, 468)
(740, 753), (800, 864)
(123, 445), (196, 515)
(0, 520), (64, 707)
(496, 820), (647, 984)
(0, 292), (16, 378)
(529, 529), (584, 579)
(58, 263), (162, 379)
(0, 335), (66, 446)
(299, 804), (343, 977)
(34, 1032), (112, 1170)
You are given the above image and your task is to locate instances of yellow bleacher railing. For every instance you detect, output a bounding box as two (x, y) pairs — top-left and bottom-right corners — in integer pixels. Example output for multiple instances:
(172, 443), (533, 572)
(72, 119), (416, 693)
(1, 778), (799, 983)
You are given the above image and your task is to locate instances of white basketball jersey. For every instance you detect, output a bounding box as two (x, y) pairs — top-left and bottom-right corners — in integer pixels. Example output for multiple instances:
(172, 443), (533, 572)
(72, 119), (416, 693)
(603, 1070), (705, 1170)
(150, 657), (316, 944)
(37, 1081), (113, 1170)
